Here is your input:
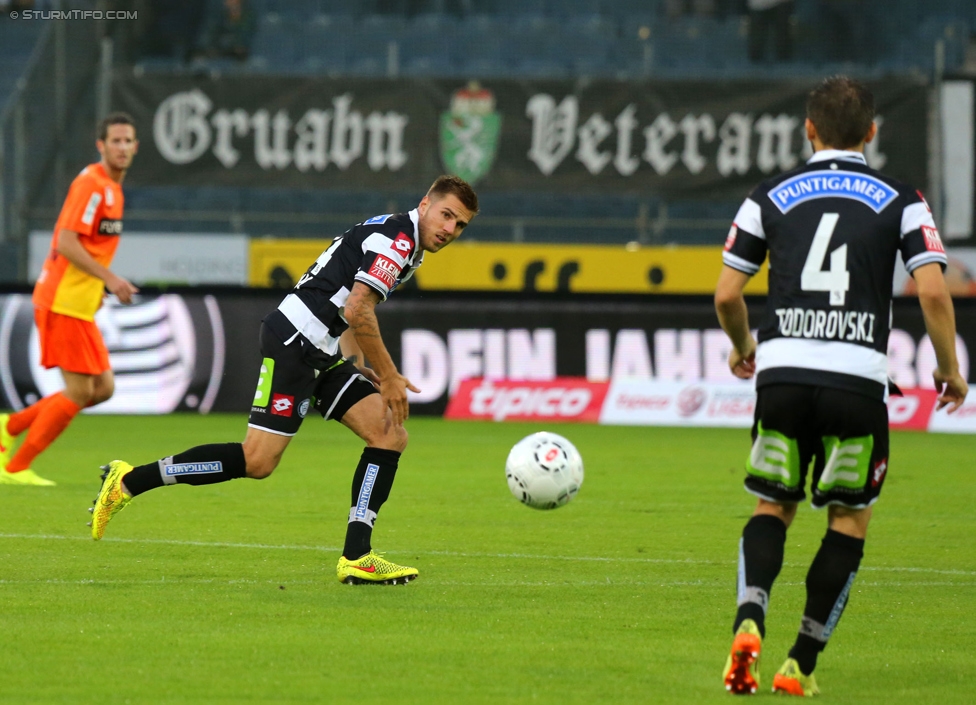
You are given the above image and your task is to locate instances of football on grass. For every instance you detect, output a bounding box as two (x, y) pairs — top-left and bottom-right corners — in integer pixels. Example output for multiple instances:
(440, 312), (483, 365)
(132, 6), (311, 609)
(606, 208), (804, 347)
(505, 431), (584, 509)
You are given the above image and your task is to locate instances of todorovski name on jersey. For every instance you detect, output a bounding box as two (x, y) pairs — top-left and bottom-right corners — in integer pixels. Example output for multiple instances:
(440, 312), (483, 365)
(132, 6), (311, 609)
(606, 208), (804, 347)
(774, 307), (877, 343)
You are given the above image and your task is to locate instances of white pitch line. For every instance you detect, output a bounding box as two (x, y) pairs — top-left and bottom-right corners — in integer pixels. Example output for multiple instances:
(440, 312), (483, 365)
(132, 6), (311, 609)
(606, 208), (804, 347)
(0, 578), (972, 589)
(1, 533), (974, 577)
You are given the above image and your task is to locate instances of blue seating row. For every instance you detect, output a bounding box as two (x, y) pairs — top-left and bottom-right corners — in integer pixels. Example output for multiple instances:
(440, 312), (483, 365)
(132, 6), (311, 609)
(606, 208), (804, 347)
(121, 185), (736, 245)
(234, 9), (969, 78)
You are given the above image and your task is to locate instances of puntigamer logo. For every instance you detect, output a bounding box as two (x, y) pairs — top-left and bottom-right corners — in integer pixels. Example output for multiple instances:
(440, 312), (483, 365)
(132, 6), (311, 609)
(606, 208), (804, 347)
(165, 462), (222, 476)
(769, 170), (898, 214)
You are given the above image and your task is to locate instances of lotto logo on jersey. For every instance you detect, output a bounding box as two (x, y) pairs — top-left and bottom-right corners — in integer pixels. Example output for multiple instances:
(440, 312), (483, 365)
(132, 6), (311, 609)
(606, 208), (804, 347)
(724, 225), (738, 252)
(871, 458), (888, 487)
(369, 255), (401, 288)
(392, 232), (415, 257)
(271, 394), (295, 417)
(921, 225), (945, 253)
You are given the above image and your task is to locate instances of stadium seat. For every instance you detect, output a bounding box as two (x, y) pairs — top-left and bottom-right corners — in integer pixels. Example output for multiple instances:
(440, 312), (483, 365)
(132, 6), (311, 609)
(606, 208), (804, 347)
(408, 12), (460, 35)
(0, 21), (43, 58)
(362, 12), (409, 39)
(492, 0), (546, 18)
(251, 15), (303, 68)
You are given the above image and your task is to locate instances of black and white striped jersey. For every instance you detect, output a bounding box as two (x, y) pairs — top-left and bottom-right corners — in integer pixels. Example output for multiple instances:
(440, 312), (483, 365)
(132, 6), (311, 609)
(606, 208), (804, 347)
(723, 150), (947, 400)
(265, 209), (424, 357)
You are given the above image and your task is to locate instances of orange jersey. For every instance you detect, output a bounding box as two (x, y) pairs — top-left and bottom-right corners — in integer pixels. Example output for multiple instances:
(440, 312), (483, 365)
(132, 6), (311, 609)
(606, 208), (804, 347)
(32, 163), (125, 321)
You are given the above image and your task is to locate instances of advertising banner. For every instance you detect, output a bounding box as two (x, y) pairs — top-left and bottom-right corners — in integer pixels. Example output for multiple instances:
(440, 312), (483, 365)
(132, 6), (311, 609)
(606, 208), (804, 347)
(445, 378), (609, 422)
(0, 292), (273, 414)
(381, 296), (974, 416)
(250, 239), (770, 294)
(447, 377), (970, 432)
(1, 290), (972, 434)
(29, 231), (250, 286)
(599, 379), (755, 427)
(114, 75), (928, 197)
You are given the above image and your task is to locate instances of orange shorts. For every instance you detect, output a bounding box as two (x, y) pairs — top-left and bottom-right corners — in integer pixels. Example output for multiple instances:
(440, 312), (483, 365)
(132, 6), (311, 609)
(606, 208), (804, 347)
(35, 307), (111, 375)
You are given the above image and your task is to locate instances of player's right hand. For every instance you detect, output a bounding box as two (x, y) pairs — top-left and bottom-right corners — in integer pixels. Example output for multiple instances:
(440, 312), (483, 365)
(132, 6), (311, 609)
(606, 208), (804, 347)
(728, 338), (757, 379)
(107, 273), (139, 305)
(933, 368), (969, 413)
(380, 373), (421, 426)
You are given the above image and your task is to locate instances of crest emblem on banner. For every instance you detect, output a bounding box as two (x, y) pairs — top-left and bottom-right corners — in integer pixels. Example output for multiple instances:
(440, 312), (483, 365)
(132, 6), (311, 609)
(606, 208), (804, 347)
(440, 83), (501, 184)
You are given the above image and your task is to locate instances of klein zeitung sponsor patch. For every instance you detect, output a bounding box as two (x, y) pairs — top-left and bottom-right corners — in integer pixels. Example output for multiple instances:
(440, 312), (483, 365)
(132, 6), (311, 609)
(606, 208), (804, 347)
(369, 255), (401, 288)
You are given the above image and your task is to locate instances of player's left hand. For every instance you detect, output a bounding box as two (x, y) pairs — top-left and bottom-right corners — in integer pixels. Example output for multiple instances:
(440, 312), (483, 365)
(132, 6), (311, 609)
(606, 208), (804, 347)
(380, 373), (421, 426)
(107, 273), (139, 305)
(933, 368), (969, 413)
(728, 338), (757, 379)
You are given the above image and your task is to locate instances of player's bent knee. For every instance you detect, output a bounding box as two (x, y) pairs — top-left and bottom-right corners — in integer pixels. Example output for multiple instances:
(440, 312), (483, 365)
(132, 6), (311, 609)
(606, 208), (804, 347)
(91, 387), (114, 405)
(389, 424), (409, 452)
(360, 421), (408, 452)
(242, 450), (279, 479)
(245, 461), (276, 479)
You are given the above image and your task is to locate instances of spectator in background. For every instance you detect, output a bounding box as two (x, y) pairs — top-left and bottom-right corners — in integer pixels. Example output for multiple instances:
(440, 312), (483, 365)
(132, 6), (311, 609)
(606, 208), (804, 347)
(666, 0), (717, 17)
(820, 0), (875, 64)
(747, 0), (794, 62)
(140, 0), (206, 62)
(193, 0), (255, 62)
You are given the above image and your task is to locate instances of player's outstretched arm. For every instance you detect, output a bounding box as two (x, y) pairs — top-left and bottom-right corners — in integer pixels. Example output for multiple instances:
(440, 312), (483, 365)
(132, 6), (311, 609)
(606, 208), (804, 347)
(56, 228), (139, 304)
(715, 266), (757, 379)
(913, 263), (969, 412)
(343, 282), (419, 425)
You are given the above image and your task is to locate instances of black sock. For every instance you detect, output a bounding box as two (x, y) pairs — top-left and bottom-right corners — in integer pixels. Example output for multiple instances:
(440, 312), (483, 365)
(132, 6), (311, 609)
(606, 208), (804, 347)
(788, 529), (865, 675)
(733, 514), (787, 638)
(342, 447), (401, 560)
(123, 443), (247, 496)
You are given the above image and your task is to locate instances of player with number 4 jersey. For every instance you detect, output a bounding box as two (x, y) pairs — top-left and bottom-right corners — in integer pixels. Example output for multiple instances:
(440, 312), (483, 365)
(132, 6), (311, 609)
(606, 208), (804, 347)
(716, 77), (967, 697)
(723, 125), (946, 401)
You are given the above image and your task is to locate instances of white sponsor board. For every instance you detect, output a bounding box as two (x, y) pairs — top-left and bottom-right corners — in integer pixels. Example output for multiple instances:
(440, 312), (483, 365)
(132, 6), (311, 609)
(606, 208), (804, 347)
(599, 379), (756, 427)
(926, 397), (976, 434)
(28, 231), (249, 285)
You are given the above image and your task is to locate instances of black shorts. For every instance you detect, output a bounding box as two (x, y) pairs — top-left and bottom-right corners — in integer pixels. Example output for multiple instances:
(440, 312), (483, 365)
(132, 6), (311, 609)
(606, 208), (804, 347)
(744, 383), (889, 509)
(247, 322), (377, 436)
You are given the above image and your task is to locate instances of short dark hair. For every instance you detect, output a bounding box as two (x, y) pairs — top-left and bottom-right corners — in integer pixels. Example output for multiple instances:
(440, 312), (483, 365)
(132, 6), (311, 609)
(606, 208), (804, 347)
(427, 174), (479, 214)
(97, 112), (136, 141)
(806, 76), (875, 149)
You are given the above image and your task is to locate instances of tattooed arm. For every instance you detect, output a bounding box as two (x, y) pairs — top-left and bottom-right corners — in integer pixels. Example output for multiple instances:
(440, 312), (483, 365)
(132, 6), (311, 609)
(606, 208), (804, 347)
(339, 328), (380, 387)
(343, 282), (419, 425)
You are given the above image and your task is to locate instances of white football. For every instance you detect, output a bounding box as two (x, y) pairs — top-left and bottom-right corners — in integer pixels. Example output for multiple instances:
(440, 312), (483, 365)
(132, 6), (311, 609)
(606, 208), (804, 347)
(505, 432), (584, 510)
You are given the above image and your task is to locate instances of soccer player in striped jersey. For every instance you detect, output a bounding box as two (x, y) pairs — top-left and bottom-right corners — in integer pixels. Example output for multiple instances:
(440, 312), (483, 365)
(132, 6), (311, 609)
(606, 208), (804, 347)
(0, 113), (139, 486)
(90, 176), (478, 585)
(717, 77), (968, 696)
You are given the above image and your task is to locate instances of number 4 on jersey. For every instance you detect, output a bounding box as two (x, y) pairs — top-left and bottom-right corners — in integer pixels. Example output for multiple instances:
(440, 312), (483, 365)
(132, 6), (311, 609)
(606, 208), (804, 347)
(801, 213), (849, 306)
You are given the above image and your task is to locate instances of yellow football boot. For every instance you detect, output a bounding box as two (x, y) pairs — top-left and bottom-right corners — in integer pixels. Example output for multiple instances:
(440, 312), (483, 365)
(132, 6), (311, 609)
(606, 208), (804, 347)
(0, 468), (56, 486)
(90, 461), (133, 540)
(772, 658), (820, 696)
(337, 551), (419, 585)
(0, 413), (14, 469)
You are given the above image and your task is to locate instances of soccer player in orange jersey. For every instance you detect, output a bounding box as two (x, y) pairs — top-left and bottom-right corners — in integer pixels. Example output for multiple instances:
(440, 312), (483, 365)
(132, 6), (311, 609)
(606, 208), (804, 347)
(0, 113), (139, 486)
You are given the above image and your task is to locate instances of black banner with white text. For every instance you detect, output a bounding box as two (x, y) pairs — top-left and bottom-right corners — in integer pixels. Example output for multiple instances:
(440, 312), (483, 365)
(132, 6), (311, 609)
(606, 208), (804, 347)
(114, 75), (928, 198)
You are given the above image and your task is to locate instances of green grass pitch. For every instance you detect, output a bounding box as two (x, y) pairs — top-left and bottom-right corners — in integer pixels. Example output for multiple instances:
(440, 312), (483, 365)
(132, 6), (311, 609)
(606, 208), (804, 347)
(0, 414), (974, 704)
